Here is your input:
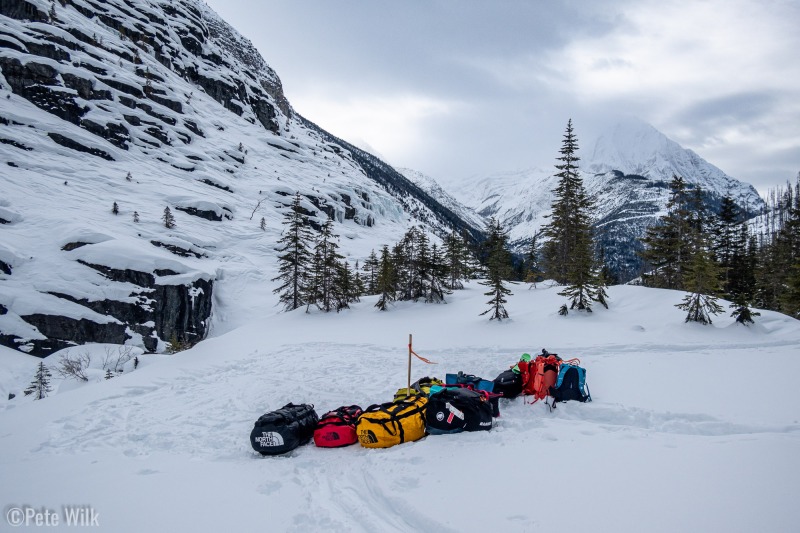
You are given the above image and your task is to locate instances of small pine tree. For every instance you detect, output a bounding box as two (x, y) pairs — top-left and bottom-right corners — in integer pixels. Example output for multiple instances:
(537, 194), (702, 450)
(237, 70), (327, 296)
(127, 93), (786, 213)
(480, 218), (513, 320)
(162, 206), (175, 228)
(105, 369), (114, 380)
(133, 211), (140, 223)
(126, 171), (132, 181)
(48, 1), (57, 22)
(260, 217), (266, 231)
(133, 356), (139, 369)
(676, 245), (723, 324)
(24, 362), (52, 400)
(112, 201), (119, 215)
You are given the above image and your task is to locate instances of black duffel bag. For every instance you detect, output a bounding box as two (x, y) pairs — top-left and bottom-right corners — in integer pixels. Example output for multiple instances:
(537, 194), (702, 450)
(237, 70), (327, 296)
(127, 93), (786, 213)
(425, 387), (493, 435)
(250, 403), (319, 456)
(492, 369), (523, 399)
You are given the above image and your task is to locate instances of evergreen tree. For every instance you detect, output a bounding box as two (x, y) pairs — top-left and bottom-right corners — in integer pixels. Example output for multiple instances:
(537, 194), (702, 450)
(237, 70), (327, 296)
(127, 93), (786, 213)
(728, 223), (759, 324)
(425, 243), (449, 304)
(272, 193), (314, 311)
(444, 230), (471, 290)
(162, 206), (175, 229)
(105, 369), (114, 380)
(132, 211), (140, 223)
(126, 171), (132, 182)
(352, 260), (365, 301)
(639, 176), (693, 289)
(375, 245), (396, 311)
(362, 250), (379, 295)
(523, 233), (542, 288)
(676, 234), (723, 324)
(332, 260), (353, 312)
(542, 119), (587, 284)
(24, 362), (52, 400)
(541, 120), (605, 312)
(391, 241), (410, 301)
(711, 195), (739, 294)
(260, 217), (266, 231)
(480, 218), (513, 320)
(311, 217), (345, 312)
(112, 201), (119, 215)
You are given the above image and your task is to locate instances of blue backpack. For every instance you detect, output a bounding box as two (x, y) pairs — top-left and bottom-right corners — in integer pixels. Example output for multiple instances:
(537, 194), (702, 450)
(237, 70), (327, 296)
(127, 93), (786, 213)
(549, 363), (591, 406)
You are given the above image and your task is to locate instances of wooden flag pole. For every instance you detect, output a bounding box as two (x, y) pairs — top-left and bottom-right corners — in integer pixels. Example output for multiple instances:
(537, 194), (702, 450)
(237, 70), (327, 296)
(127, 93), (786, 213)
(407, 333), (413, 396)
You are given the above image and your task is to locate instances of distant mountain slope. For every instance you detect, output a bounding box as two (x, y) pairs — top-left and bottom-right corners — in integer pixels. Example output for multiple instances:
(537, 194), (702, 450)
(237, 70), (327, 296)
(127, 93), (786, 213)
(445, 119), (765, 280)
(397, 168), (486, 231)
(0, 0), (481, 356)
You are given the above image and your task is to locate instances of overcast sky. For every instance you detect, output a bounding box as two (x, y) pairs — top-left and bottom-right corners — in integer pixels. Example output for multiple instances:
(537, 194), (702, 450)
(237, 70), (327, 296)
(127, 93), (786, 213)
(204, 0), (799, 195)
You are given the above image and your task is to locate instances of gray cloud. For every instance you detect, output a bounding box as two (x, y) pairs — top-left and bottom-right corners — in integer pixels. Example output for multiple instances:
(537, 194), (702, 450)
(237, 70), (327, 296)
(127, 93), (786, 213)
(205, 0), (800, 194)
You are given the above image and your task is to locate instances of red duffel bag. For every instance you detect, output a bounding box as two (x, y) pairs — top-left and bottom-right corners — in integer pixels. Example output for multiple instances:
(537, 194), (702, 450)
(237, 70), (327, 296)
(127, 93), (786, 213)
(313, 405), (363, 448)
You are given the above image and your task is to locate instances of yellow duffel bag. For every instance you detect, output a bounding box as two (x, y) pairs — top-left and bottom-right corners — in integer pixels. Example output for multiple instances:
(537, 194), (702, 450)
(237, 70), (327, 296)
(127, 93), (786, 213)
(356, 395), (428, 449)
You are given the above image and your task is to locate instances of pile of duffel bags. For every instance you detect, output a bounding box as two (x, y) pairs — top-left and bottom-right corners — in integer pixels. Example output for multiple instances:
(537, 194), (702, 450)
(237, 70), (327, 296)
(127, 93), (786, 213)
(249, 350), (591, 456)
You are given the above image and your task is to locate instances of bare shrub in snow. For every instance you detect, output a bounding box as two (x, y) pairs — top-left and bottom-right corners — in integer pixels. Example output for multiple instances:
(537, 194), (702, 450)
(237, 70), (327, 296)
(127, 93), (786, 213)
(56, 351), (91, 382)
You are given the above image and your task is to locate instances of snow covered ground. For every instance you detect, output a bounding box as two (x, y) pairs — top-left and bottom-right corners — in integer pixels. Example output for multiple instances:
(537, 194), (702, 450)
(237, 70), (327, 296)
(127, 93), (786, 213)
(1, 282), (799, 532)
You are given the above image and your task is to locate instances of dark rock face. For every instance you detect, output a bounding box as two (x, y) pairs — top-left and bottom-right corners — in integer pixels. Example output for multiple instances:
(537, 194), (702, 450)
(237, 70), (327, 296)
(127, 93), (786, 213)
(0, 262), (214, 356)
(175, 206), (231, 221)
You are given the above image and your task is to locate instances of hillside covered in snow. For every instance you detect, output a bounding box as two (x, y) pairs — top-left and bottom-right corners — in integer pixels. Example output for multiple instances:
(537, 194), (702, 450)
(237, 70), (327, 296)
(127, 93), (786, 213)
(0, 0), (481, 356)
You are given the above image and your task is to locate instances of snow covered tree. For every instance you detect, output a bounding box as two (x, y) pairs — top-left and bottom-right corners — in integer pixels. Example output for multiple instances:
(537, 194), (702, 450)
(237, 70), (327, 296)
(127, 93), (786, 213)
(24, 362), (52, 400)
(260, 216), (266, 231)
(105, 369), (114, 380)
(126, 171), (132, 182)
(162, 206), (175, 229)
(133, 211), (140, 223)
(112, 201), (119, 215)
(480, 218), (513, 320)
(272, 193), (314, 311)
(375, 245), (396, 311)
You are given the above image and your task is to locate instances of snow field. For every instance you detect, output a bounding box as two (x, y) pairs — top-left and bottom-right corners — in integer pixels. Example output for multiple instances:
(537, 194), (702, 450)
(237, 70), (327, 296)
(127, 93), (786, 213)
(2, 283), (799, 531)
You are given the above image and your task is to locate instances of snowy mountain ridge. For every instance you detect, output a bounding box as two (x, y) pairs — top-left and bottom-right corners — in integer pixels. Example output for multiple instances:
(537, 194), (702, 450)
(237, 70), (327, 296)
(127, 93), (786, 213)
(441, 119), (765, 279)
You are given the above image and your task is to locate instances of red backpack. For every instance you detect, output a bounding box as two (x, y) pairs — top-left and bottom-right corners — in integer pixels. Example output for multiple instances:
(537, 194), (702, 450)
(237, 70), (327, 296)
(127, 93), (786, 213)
(519, 351), (562, 403)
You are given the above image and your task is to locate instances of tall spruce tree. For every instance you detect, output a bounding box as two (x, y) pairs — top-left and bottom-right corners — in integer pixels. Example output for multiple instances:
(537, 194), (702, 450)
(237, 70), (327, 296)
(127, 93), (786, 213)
(541, 119), (605, 313)
(444, 230), (471, 290)
(728, 222), (760, 324)
(375, 245), (396, 311)
(24, 362), (52, 400)
(425, 243), (448, 304)
(480, 218), (513, 320)
(639, 175), (694, 289)
(272, 193), (314, 311)
(362, 250), (379, 295)
(712, 195), (739, 293)
(310, 217), (345, 312)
